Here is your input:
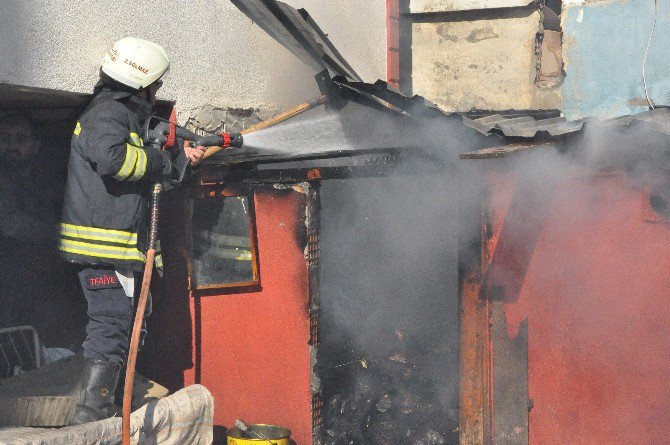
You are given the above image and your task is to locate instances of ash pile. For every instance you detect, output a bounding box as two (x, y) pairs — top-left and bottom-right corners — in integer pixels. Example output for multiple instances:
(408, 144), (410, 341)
(317, 331), (458, 445)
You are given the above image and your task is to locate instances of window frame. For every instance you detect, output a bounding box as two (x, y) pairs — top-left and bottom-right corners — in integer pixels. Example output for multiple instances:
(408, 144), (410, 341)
(187, 185), (260, 292)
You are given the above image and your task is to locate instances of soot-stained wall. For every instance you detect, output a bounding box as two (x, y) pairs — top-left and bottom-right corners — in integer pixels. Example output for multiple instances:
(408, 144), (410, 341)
(0, 0), (386, 128)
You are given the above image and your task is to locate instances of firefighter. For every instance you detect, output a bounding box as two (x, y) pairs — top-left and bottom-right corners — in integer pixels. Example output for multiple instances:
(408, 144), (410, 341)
(60, 37), (205, 425)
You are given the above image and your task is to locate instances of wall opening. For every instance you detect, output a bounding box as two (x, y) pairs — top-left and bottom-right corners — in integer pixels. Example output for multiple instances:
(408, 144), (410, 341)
(0, 83), (174, 369)
(0, 83), (87, 356)
(317, 176), (461, 445)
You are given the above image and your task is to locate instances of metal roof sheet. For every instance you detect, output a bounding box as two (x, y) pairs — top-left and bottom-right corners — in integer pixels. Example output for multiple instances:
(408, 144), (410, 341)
(463, 108), (670, 140)
(230, 0), (362, 81)
(463, 114), (587, 138)
(460, 108), (670, 159)
(606, 107), (670, 133)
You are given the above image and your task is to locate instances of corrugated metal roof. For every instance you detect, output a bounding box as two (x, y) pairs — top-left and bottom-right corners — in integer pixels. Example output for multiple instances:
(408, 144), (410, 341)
(460, 108), (670, 159)
(463, 114), (587, 138)
(464, 108), (670, 139)
(334, 78), (456, 120)
(606, 107), (670, 133)
(230, 0), (361, 81)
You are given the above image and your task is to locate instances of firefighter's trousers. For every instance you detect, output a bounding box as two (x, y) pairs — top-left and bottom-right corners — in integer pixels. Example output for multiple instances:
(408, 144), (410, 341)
(77, 267), (151, 364)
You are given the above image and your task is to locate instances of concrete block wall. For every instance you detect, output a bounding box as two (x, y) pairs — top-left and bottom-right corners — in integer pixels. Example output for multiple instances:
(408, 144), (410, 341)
(409, 5), (561, 112)
(410, 0), (532, 13)
(0, 0), (386, 129)
(407, 0), (670, 119)
(412, 11), (560, 112)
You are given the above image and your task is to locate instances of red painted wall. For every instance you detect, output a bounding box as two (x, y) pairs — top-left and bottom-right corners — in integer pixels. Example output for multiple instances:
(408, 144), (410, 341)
(486, 168), (670, 444)
(150, 188), (313, 444)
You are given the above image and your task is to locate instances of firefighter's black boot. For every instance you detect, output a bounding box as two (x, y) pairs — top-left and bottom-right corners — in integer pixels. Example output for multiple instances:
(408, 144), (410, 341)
(69, 358), (121, 425)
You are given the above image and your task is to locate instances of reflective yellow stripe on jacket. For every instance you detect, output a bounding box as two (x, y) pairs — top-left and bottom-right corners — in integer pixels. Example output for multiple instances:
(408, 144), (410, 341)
(114, 132), (147, 182)
(154, 253), (164, 270)
(74, 123), (147, 181)
(59, 223), (145, 262)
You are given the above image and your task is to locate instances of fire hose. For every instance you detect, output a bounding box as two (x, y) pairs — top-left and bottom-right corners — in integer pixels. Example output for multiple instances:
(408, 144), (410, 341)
(121, 110), (242, 445)
(121, 96), (325, 445)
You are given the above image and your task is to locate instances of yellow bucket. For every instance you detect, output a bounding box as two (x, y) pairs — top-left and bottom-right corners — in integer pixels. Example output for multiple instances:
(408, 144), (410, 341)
(227, 424), (292, 445)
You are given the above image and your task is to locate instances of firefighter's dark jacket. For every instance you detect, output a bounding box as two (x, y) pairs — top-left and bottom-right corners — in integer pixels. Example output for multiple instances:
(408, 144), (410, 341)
(59, 89), (171, 271)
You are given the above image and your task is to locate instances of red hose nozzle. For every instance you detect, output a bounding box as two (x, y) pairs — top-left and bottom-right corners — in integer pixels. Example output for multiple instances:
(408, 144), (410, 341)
(220, 132), (244, 148)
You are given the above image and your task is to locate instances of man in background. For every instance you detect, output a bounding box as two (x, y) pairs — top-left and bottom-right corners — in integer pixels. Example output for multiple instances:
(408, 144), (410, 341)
(0, 112), (57, 328)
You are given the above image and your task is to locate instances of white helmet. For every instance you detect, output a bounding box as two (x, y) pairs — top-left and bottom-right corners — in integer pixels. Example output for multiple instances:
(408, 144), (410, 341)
(100, 37), (170, 90)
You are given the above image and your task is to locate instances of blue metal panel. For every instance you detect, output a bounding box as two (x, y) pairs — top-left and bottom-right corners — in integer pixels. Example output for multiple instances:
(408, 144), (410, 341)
(562, 0), (670, 120)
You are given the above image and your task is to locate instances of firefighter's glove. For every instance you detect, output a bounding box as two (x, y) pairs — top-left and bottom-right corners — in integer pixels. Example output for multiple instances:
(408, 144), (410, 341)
(169, 137), (190, 183)
(156, 138), (189, 192)
(159, 150), (173, 178)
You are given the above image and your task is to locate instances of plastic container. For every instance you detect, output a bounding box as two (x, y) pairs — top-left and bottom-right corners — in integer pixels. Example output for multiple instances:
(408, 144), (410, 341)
(227, 424), (292, 445)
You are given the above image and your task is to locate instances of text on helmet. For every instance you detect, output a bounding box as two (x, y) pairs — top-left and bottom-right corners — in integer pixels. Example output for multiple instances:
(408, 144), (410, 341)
(124, 59), (149, 75)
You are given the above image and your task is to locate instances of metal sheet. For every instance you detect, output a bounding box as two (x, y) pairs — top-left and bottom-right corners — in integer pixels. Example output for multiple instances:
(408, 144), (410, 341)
(459, 142), (555, 160)
(0, 82), (173, 121)
(343, 79), (454, 119)
(607, 107), (670, 133)
(459, 180), (491, 445)
(492, 310), (529, 445)
(230, 0), (361, 80)
(463, 114), (584, 138)
(464, 108), (670, 140)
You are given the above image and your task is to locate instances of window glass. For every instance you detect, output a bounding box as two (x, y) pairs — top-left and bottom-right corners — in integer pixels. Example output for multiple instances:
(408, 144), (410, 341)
(190, 195), (258, 289)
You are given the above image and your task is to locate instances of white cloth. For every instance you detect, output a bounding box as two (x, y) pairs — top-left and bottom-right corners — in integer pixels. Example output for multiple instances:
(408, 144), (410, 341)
(114, 268), (135, 298)
(0, 384), (214, 444)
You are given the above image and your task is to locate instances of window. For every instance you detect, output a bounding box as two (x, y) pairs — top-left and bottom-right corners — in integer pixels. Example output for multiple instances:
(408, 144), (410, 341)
(189, 190), (259, 290)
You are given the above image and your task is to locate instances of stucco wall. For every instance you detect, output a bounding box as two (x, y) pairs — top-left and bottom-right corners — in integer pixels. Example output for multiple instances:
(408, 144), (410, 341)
(0, 0), (386, 127)
(562, 0), (670, 120)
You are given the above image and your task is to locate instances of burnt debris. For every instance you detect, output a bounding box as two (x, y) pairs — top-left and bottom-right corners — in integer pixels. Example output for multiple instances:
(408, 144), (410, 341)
(317, 332), (458, 445)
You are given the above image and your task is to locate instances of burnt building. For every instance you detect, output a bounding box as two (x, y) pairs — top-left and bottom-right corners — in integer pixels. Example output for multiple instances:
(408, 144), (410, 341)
(2, 1), (670, 444)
